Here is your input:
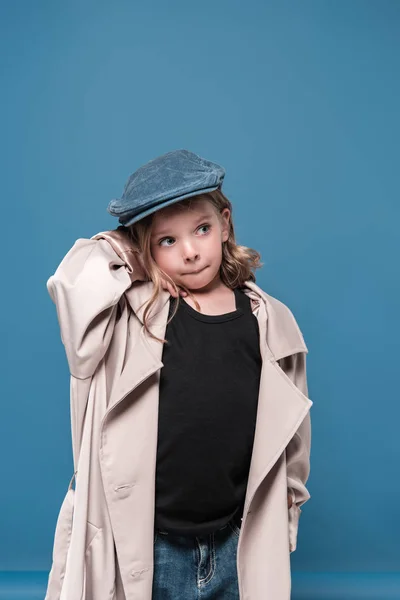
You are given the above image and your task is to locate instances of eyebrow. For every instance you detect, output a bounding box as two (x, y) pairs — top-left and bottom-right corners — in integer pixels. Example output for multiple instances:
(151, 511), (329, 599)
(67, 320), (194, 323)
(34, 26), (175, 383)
(151, 212), (214, 238)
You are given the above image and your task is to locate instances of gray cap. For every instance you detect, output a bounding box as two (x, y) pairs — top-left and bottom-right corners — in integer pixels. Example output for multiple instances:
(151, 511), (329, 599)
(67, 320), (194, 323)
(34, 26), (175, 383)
(107, 149), (225, 227)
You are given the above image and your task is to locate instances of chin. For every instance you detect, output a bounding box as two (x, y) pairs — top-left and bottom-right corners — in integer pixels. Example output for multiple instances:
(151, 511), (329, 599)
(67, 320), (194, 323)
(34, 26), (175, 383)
(183, 271), (218, 291)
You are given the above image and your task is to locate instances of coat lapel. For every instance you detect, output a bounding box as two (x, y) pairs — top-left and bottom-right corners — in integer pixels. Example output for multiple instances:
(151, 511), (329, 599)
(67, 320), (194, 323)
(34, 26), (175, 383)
(236, 283), (313, 511)
(104, 281), (169, 416)
(242, 340), (312, 511)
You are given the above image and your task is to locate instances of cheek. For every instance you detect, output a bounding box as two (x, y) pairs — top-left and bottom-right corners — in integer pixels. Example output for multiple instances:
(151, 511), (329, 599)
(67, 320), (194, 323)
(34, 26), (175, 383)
(151, 248), (174, 273)
(210, 237), (223, 258)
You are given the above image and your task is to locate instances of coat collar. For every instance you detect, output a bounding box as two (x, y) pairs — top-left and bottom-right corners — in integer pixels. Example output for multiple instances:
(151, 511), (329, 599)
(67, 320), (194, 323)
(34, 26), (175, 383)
(124, 279), (308, 361)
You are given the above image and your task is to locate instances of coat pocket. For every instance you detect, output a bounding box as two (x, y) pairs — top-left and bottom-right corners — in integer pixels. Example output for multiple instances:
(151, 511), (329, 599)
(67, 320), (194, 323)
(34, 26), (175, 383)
(86, 521), (102, 550)
(288, 503), (302, 553)
(44, 474), (76, 599)
(83, 522), (116, 600)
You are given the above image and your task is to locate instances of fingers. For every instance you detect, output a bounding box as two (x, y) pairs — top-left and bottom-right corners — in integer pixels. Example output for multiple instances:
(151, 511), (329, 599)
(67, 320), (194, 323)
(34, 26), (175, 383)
(166, 281), (177, 297)
(161, 279), (187, 298)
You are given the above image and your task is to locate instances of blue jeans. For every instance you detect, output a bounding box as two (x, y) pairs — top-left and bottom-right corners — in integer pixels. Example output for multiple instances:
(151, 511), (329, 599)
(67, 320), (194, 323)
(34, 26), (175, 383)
(152, 518), (241, 599)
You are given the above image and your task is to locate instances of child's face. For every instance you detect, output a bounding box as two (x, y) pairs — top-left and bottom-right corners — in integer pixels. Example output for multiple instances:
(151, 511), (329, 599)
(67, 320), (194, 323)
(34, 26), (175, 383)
(150, 198), (230, 292)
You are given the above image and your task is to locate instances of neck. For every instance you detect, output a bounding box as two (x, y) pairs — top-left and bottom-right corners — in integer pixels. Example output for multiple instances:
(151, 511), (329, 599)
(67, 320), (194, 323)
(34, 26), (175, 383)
(186, 271), (230, 297)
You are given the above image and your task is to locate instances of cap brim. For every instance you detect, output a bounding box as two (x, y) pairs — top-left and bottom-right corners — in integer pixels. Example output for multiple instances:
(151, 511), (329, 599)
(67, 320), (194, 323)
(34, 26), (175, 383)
(117, 184), (221, 227)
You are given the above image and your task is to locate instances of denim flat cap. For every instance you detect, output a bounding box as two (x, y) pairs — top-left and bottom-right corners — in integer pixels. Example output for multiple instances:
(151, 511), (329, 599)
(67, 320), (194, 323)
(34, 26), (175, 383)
(107, 149), (225, 227)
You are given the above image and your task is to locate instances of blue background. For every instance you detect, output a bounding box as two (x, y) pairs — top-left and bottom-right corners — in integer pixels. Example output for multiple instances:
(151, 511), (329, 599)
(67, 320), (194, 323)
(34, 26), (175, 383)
(1, 1), (399, 598)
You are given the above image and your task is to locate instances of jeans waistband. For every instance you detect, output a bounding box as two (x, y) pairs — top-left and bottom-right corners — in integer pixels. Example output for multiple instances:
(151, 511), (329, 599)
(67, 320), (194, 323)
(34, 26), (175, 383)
(156, 515), (241, 537)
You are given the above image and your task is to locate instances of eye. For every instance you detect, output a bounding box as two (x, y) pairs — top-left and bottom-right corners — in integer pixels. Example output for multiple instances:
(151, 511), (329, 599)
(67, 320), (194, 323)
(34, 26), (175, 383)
(158, 237), (175, 247)
(198, 224), (211, 234)
(158, 224), (211, 247)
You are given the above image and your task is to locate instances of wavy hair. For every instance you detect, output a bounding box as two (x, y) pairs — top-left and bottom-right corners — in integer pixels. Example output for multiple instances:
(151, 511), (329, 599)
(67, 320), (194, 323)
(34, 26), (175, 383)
(126, 188), (263, 343)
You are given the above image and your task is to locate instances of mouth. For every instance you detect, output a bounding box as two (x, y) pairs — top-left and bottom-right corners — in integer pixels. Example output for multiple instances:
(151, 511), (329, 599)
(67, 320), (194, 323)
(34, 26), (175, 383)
(183, 266), (206, 275)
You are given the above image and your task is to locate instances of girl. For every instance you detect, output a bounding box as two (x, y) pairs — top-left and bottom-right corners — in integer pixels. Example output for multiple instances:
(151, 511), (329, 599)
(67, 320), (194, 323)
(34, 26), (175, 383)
(45, 149), (312, 600)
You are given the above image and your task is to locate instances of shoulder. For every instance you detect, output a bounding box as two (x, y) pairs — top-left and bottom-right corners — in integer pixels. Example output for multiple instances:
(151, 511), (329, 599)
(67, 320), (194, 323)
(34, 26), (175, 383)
(244, 280), (308, 360)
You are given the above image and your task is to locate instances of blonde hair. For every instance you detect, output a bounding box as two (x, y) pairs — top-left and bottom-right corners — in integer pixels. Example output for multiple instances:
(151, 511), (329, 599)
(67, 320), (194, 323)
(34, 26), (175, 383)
(126, 188), (263, 343)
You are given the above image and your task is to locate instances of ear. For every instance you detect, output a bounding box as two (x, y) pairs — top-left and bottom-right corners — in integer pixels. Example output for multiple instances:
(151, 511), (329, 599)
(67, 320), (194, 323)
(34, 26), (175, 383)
(220, 208), (231, 242)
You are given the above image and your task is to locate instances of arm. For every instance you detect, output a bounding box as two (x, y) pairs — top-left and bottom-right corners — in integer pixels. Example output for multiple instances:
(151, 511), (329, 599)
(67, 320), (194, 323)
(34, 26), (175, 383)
(278, 351), (312, 552)
(47, 231), (145, 380)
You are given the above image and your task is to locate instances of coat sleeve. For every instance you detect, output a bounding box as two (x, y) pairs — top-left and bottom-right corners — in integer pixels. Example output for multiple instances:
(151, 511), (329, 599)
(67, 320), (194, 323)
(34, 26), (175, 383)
(278, 351), (312, 552)
(46, 237), (134, 380)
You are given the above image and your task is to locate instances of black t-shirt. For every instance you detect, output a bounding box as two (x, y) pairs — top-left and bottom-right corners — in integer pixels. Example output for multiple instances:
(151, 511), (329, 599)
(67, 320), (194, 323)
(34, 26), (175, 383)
(154, 286), (262, 536)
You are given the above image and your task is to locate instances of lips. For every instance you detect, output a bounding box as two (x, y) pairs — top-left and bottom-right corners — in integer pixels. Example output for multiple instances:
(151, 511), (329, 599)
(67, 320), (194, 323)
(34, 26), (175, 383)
(184, 267), (206, 275)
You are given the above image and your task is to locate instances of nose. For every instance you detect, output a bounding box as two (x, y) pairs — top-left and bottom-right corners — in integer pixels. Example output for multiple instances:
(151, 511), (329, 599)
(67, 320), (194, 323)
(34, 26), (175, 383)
(182, 241), (200, 263)
(183, 251), (200, 263)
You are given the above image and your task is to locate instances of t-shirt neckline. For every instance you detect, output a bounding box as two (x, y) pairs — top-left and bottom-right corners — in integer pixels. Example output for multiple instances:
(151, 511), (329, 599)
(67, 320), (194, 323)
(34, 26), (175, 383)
(178, 287), (245, 323)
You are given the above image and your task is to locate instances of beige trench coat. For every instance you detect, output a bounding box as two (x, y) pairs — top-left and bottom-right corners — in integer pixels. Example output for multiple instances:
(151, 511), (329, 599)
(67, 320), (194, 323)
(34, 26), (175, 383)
(44, 235), (313, 600)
